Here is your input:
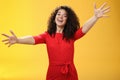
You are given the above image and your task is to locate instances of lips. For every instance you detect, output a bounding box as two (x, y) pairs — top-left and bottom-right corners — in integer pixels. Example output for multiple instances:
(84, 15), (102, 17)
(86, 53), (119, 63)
(55, 17), (66, 27)
(57, 19), (63, 23)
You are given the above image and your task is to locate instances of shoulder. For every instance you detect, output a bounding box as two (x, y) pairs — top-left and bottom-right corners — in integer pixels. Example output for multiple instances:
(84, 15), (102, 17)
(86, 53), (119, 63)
(38, 31), (49, 36)
(74, 27), (85, 40)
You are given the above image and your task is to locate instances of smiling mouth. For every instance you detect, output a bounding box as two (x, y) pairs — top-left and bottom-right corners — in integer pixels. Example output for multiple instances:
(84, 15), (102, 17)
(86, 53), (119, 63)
(57, 19), (63, 23)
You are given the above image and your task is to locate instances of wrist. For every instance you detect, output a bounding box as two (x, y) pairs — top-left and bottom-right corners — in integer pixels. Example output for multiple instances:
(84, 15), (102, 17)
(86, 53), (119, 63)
(16, 38), (19, 44)
(93, 15), (99, 20)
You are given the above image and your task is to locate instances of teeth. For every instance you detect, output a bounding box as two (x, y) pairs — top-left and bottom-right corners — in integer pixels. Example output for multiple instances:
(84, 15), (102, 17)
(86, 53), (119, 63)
(58, 19), (63, 22)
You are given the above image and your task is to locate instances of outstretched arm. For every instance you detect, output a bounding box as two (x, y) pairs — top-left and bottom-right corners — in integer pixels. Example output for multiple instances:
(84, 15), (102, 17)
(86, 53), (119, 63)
(82, 2), (110, 33)
(2, 30), (35, 47)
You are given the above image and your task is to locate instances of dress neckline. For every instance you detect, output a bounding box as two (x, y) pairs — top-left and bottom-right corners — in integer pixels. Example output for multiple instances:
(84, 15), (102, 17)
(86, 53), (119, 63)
(56, 33), (63, 35)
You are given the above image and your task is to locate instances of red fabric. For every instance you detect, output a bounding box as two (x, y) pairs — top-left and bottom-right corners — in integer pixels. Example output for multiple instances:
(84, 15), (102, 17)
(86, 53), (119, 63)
(33, 28), (85, 80)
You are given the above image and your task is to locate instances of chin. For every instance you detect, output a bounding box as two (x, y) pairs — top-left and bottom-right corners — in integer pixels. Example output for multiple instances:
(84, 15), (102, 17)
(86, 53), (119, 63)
(56, 24), (65, 27)
(56, 23), (66, 27)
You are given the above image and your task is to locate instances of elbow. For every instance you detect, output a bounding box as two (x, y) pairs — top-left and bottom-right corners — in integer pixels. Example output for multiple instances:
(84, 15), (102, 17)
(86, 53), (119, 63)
(82, 27), (88, 34)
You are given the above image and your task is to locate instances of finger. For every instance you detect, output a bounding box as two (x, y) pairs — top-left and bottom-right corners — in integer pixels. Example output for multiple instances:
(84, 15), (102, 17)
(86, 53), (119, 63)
(5, 42), (10, 45)
(8, 43), (12, 47)
(10, 30), (17, 37)
(2, 39), (9, 42)
(102, 15), (109, 17)
(102, 6), (110, 12)
(1, 34), (10, 38)
(103, 9), (110, 14)
(99, 2), (107, 10)
(94, 3), (97, 9)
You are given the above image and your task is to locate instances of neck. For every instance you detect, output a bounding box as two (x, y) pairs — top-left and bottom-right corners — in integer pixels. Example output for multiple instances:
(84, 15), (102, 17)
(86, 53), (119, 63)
(56, 26), (64, 33)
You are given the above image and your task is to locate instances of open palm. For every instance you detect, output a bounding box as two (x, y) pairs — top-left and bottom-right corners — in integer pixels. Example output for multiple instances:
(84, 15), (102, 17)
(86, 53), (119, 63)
(2, 30), (18, 47)
(94, 2), (110, 18)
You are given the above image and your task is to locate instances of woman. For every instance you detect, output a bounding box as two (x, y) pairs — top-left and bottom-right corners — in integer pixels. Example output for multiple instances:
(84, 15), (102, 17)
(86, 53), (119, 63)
(2, 2), (110, 80)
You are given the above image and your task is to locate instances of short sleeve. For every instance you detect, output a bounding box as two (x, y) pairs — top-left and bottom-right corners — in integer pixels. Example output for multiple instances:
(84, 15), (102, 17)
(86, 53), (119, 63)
(74, 27), (85, 41)
(33, 32), (47, 44)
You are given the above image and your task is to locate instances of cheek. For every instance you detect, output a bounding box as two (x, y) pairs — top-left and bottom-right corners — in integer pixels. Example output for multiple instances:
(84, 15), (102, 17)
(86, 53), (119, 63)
(64, 18), (67, 23)
(55, 17), (57, 23)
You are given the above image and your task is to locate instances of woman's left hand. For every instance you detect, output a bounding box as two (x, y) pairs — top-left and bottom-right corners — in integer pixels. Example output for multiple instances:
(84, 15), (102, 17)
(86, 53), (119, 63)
(94, 2), (110, 18)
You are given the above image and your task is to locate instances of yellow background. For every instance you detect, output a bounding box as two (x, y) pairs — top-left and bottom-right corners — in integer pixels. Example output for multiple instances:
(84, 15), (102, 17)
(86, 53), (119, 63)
(0, 0), (120, 80)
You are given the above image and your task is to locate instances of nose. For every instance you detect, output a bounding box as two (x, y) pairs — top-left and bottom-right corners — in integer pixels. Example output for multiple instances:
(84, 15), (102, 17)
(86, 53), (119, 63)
(59, 15), (63, 19)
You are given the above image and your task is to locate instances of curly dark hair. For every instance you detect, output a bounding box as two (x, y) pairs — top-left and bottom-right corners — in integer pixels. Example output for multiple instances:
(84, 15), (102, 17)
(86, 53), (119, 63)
(47, 6), (80, 40)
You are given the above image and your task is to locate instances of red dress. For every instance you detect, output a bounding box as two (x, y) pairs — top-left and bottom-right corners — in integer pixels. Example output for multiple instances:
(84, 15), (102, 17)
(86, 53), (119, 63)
(33, 28), (85, 80)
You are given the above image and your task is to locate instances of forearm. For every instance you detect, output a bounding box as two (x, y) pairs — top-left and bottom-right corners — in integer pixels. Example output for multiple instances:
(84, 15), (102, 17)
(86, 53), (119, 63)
(82, 15), (98, 33)
(17, 36), (35, 45)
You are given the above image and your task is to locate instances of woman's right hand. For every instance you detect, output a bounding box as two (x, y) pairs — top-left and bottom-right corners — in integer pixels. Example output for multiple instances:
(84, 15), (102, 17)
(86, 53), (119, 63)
(2, 30), (18, 47)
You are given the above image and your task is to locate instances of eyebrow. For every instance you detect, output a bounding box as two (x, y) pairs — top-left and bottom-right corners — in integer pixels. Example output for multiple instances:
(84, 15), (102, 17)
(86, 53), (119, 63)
(57, 11), (67, 15)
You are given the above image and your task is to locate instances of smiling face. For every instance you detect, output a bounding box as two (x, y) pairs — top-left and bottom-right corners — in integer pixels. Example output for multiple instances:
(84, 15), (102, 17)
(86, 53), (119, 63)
(55, 9), (68, 28)
(47, 6), (80, 40)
